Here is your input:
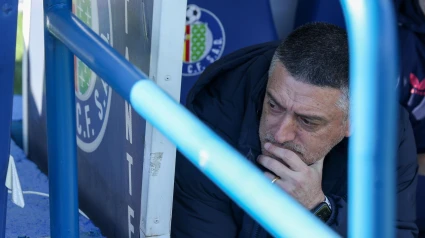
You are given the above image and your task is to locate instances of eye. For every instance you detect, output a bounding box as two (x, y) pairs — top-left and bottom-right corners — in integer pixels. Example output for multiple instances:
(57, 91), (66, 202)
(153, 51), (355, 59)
(301, 118), (311, 125)
(267, 99), (281, 113)
(299, 117), (318, 129)
(268, 99), (276, 109)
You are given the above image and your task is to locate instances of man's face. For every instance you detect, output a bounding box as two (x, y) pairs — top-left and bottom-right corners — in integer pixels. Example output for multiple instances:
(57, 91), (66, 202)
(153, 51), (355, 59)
(259, 63), (349, 165)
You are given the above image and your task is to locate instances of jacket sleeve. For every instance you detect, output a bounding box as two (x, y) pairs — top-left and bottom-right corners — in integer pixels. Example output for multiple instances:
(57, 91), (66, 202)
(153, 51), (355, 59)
(326, 107), (419, 237)
(171, 150), (238, 238)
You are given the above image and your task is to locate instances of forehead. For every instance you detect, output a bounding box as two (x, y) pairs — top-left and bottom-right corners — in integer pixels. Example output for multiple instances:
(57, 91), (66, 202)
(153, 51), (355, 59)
(267, 64), (343, 117)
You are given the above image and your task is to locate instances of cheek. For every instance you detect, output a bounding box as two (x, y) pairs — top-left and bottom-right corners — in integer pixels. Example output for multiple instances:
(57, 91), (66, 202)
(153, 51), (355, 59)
(297, 131), (325, 151)
(300, 129), (343, 155)
(259, 113), (280, 134)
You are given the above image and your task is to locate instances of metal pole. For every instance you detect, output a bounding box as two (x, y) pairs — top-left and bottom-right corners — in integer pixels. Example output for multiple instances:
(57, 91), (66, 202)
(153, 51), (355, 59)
(45, 8), (339, 237)
(340, 1), (399, 237)
(0, 0), (19, 237)
(44, 1), (79, 237)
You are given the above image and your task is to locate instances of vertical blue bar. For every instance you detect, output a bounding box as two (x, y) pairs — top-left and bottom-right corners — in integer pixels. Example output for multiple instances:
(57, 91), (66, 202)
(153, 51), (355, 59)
(45, 9), (339, 237)
(44, 1), (79, 237)
(0, 0), (19, 237)
(340, 1), (398, 237)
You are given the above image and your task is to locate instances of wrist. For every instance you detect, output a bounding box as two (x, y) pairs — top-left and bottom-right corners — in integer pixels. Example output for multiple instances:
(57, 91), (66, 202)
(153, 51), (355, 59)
(311, 194), (332, 222)
(308, 192), (325, 210)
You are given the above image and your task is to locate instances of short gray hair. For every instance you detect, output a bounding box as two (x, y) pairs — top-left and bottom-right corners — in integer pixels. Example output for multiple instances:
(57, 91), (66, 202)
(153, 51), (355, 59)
(269, 53), (349, 116)
(268, 22), (350, 117)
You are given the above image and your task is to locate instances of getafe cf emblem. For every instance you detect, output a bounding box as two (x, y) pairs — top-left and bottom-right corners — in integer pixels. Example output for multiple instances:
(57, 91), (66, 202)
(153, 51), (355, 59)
(183, 4), (225, 76)
(73, 0), (113, 152)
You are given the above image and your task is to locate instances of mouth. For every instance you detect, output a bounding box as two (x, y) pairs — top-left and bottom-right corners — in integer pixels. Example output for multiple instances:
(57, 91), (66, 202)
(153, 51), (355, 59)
(267, 141), (304, 156)
(263, 150), (290, 167)
(264, 142), (305, 164)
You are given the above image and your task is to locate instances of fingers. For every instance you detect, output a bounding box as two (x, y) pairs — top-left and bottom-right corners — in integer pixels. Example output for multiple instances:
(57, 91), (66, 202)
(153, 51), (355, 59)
(264, 172), (276, 181)
(264, 142), (306, 171)
(261, 143), (326, 209)
(257, 155), (294, 180)
(264, 172), (283, 186)
(309, 157), (324, 173)
(264, 172), (295, 196)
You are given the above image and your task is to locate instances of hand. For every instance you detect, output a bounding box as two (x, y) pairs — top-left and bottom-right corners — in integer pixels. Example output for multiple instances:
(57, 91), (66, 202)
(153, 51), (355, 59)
(257, 142), (325, 210)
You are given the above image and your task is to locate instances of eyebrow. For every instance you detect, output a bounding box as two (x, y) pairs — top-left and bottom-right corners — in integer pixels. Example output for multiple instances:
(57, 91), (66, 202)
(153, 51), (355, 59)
(266, 91), (328, 123)
(266, 91), (284, 108)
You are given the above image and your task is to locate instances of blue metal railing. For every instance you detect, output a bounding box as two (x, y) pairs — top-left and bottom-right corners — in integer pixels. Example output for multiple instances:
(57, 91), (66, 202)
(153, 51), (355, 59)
(0, 0), (19, 237)
(44, 1), (79, 237)
(340, 1), (399, 237)
(42, 0), (399, 237)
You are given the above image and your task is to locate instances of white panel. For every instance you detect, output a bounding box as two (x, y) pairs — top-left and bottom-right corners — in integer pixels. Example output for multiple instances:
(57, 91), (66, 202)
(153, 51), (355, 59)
(140, 233), (170, 238)
(24, 0), (45, 156)
(27, 0), (44, 117)
(140, 0), (187, 237)
(21, 0), (32, 155)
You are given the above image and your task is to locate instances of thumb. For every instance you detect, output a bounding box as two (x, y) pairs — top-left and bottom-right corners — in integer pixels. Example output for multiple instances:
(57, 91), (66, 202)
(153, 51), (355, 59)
(309, 157), (324, 174)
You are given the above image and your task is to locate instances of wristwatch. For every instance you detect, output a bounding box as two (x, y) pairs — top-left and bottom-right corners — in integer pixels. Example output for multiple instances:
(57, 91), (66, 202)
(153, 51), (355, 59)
(311, 196), (332, 222)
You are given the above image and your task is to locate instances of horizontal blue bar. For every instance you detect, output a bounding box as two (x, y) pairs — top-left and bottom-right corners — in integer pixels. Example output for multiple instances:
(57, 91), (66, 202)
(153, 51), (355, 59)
(46, 6), (144, 101)
(129, 81), (339, 237)
(46, 6), (339, 238)
(340, 0), (398, 237)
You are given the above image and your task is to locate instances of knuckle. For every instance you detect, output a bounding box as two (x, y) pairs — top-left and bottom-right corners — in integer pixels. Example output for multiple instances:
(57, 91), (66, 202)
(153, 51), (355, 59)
(261, 157), (274, 168)
(257, 155), (266, 164)
(301, 166), (311, 175)
(282, 149), (296, 158)
(281, 150), (292, 161)
(292, 178), (302, 189)
(282, 183), (293, 193)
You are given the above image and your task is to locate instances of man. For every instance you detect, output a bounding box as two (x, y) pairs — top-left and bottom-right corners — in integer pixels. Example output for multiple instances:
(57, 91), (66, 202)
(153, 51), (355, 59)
(396, 0), (425, 235)
(396, 0), (425, 173)
(172, 23), (418, 237)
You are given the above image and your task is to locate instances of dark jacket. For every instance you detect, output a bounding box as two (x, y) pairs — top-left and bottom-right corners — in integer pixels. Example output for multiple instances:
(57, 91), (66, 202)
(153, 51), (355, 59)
(171, 42), (418, 237)
(396, 0), (425, 154)
(395, 0), (425, 234)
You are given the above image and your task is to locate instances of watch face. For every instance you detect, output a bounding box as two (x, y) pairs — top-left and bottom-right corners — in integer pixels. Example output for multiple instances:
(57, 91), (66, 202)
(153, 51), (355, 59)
(314, 203), (332, 222)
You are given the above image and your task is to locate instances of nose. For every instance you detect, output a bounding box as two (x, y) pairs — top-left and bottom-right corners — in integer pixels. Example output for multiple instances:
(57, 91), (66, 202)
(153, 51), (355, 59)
(273, 116), (296, 144)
